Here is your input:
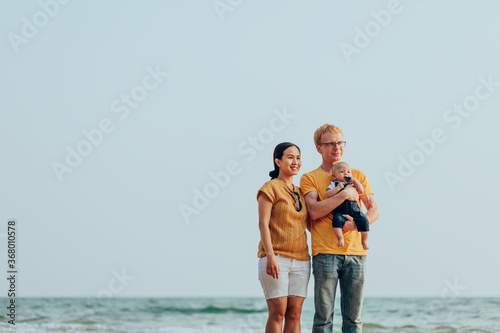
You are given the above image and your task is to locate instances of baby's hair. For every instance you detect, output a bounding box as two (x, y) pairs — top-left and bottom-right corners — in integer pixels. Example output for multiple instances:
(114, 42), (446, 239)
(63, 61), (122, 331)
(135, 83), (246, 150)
(332, 162), (350, 172)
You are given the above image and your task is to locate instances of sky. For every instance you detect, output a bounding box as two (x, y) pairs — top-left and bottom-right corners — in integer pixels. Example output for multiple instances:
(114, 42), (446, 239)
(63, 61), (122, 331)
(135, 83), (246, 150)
(1, 0), (499, 299)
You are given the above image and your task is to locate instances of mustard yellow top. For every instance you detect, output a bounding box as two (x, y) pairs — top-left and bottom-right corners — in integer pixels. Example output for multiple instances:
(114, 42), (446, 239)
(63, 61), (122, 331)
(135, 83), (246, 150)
(257, 179), (310, 261)
(300, 166), (373, 256)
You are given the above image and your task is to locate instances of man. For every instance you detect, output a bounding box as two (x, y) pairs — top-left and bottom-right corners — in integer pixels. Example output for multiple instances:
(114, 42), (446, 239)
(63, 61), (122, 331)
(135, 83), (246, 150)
(300, 124), (379, 333)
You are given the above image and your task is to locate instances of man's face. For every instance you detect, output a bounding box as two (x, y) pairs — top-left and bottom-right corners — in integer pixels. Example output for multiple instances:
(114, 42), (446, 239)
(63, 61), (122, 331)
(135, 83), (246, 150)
(316, 131), (344, 164)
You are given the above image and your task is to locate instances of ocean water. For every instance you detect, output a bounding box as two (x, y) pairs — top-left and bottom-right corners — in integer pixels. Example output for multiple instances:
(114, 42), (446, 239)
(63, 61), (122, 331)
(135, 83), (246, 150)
(0, 297), (498, 333)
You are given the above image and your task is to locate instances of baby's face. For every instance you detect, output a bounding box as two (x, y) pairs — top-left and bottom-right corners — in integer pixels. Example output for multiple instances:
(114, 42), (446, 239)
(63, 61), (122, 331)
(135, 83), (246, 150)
(332, 164), (351, 182)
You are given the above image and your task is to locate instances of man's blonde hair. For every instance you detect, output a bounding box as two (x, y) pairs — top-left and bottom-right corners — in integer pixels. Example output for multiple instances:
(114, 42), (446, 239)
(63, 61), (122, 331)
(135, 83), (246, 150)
(313, 124), (343, 146)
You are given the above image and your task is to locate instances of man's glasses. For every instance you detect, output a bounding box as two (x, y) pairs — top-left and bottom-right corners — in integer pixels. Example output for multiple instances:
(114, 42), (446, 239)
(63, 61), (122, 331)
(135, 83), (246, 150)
(292, 191), (302, 212)
(318, 141), (346, 149)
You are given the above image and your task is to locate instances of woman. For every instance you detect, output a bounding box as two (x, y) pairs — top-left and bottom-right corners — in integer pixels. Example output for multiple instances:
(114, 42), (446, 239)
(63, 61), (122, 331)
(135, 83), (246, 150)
(257, 142), (311, 333)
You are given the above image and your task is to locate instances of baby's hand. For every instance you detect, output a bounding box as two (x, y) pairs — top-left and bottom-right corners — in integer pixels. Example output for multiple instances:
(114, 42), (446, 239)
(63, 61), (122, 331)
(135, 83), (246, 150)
(337, 182), (345, 190)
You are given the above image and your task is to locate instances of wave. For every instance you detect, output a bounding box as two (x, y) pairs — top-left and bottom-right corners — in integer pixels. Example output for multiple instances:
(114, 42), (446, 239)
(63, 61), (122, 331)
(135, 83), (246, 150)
(65, 318), (99, 325)
(146, 305), (267, 314)
(0, 322), (264, 333)
(361, 323), (495, 333)
(18, 316), (51, 323)
(363, 322), (387, 329)
(431, 326), (457, 333)
(0, 322), (496, 333)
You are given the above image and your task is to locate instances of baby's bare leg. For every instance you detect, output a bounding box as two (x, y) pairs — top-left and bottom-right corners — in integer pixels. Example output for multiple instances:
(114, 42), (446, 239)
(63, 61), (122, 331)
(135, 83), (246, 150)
(361, 231), (369, 250)
(333, 228), (344, 247)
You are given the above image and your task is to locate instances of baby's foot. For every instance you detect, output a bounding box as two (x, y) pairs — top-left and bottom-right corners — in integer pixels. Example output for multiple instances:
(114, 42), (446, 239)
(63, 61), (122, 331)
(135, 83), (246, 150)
(362, 241), (370, 250)
(337, 238), (344, 247)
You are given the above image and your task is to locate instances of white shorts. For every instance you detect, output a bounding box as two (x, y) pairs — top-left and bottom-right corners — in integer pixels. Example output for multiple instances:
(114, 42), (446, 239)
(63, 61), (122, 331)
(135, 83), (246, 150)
(258, 254), (311, 300)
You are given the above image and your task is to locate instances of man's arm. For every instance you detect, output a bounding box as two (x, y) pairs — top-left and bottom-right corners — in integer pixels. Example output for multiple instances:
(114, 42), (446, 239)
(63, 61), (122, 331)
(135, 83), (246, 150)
(342, 194), (379, 231)
(361, 194), (379, 224)
(304, 186), (359, 221)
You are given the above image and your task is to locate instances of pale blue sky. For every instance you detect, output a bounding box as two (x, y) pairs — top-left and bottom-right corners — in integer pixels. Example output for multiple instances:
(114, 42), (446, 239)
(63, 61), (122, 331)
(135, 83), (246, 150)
(1, 0), (499, 298)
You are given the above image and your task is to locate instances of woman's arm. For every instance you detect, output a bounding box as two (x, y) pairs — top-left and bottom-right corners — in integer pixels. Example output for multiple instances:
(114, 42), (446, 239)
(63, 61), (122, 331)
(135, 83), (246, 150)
(258, 193), (280, 279)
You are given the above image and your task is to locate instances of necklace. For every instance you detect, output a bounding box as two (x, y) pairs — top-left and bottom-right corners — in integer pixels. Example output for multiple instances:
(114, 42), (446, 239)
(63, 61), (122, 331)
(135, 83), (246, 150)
(276, 177), (294, 191)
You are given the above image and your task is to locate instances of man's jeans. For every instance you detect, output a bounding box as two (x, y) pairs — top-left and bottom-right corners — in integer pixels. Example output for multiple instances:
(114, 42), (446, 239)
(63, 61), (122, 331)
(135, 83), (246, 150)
(312, 254), (366, 333)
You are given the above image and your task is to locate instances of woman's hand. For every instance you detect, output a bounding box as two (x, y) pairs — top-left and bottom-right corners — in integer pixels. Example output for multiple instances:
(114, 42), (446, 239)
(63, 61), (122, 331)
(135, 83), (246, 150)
(266, 255), (280, 279)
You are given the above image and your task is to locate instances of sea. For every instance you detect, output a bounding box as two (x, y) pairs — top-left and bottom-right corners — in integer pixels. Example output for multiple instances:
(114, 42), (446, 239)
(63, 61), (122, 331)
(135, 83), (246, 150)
(0, 297), (498, 333)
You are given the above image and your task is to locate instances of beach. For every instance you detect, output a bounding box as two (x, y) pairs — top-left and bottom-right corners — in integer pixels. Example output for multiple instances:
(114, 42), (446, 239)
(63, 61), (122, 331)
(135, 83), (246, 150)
(0, 297), (498, 332)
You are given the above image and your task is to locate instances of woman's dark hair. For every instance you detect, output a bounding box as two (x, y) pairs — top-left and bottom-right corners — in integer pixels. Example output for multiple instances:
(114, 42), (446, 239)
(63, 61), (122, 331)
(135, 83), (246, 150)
(269, 142), (301, 179)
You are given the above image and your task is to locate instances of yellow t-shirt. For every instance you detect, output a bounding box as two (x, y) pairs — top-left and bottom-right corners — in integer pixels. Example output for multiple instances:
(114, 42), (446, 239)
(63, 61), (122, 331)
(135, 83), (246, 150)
(300, 166), (373, 256)
(257, 179), (310, 261)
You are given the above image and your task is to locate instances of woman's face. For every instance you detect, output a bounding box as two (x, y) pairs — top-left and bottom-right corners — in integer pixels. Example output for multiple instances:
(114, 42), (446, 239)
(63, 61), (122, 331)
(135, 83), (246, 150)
(275, 146), (301, 177)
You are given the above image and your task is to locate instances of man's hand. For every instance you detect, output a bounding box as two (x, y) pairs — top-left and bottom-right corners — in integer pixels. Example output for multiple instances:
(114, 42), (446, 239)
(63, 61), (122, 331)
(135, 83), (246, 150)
(342, 186), (359, 202)
(342, 214), (358, 231)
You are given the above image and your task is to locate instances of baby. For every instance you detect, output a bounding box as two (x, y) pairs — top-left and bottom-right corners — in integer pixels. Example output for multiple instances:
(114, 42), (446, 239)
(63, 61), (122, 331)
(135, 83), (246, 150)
(326, 162), (370, 250)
